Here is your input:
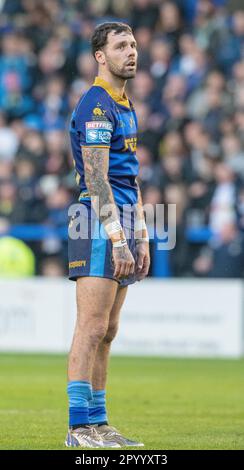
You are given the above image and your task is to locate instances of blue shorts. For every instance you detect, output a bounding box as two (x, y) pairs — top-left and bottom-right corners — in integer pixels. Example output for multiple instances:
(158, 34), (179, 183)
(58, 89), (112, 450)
(68, 204), (137, 287)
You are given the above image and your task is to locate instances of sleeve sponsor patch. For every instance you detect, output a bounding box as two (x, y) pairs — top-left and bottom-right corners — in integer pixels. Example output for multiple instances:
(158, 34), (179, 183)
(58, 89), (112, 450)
(85, 121), (113, 145)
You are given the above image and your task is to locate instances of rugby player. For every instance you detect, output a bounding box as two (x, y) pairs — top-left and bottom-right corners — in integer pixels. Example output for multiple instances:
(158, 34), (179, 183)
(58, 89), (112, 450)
(66, 22), (150, 448)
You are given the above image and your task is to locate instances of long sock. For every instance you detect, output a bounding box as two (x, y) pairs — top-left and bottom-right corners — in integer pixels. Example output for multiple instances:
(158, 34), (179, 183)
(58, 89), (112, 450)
(67, 380), (92, 427)
(89, 389), (108, 425)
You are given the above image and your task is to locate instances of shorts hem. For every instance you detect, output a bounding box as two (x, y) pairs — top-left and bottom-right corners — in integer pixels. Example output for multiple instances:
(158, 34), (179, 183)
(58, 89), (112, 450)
(69, 273), (120, 284)
(68, 273), (136, 286)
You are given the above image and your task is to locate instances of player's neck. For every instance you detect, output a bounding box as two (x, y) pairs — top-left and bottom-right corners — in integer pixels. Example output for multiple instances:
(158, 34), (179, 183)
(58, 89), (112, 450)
(97, 72), (127, 99)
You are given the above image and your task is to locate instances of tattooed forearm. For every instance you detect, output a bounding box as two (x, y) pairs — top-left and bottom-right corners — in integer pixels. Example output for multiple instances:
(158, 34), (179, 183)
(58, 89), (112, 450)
(135, 178), (145, 221)
(82, 146), (119, 224)
(135, 178), (149, 242)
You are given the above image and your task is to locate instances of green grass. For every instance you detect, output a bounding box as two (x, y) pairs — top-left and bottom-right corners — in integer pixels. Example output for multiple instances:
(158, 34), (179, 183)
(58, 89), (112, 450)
(0, 354), (244, 450)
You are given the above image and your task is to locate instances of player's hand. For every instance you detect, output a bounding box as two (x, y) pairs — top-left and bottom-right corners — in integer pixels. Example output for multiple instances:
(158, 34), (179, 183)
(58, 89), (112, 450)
(135, 241), (150, 281)
(112, 244), (135, 279)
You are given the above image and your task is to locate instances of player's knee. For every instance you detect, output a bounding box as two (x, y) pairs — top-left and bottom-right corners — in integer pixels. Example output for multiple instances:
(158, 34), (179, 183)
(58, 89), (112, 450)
(89, 324), (108, 345)
(103, 322), (119, 344)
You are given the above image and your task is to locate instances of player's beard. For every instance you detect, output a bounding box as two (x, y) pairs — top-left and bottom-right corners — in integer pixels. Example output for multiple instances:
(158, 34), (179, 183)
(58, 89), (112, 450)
(106, 56), (137, 79)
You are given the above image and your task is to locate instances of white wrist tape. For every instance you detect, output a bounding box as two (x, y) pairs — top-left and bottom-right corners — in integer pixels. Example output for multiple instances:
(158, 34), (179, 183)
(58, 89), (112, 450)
(113, 238), (128, 248)
(136, 237), (149, 243)
(134, 219), (147, 232)
(135, 219), (149, 242)
(105, 220), (127, 247)
(105, 220), (123, 235)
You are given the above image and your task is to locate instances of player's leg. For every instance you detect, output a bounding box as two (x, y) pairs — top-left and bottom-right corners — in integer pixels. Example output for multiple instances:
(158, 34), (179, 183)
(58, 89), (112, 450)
(68, 277), (118, 381)
(66, 276), (120, 448)
(90, 282), (144, 447)
(88, 285), (127, 426)
(90, 285), (127, 391)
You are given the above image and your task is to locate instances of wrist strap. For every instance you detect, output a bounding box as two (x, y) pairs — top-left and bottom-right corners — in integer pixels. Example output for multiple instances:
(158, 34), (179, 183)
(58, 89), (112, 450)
(113, 238), (128, 248)
(136, 237), (149, 244)
(135, 219), (149, 242)
(135, 219), (147, 232)
(105, 220), (127, 246)
(105, 220), (123, 235)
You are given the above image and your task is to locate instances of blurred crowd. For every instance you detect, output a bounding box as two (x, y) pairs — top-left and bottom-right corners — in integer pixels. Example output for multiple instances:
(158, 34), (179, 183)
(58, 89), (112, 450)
(0, 0), (244, 277)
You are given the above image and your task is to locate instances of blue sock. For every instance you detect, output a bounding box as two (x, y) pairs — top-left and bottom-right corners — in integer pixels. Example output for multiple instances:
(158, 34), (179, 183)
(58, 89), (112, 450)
(67, 381), (92, 427)
(89, 389), (108, 425)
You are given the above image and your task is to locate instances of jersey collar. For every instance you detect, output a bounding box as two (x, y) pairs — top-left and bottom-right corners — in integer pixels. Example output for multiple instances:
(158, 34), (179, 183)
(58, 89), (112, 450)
(93, 76), (130, 109)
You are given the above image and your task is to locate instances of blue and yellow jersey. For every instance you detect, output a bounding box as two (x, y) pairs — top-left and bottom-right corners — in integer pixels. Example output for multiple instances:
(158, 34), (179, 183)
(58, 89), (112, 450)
(69, 76), (139, 209)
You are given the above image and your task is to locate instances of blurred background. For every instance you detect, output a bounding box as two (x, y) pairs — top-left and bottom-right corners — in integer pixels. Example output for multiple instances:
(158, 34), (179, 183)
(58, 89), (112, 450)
(0, 0), (244, 280)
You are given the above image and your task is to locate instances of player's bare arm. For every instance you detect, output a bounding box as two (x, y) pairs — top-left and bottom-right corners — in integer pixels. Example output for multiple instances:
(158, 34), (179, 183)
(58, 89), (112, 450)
(135, 179), (150, 281)
(82, 145), (135, 279)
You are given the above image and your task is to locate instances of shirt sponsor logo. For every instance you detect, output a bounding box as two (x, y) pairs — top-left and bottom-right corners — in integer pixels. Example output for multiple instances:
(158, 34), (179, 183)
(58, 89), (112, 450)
(87, 130), (99, 141)
(86, 127), (112, 144)
(98, 131), (111, 143)
(86, 121), (113, 130)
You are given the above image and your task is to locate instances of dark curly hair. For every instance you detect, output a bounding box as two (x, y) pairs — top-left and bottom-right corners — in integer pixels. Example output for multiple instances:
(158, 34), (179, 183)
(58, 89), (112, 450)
(91, 22), (133, 59)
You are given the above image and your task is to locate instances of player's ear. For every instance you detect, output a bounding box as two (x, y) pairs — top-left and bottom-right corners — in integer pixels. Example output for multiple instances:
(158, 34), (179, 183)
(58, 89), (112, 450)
(95, 50), (106, 65)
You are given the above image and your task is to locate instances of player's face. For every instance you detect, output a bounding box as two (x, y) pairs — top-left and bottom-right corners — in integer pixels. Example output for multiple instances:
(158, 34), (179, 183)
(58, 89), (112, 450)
(103, 31), (138, 79)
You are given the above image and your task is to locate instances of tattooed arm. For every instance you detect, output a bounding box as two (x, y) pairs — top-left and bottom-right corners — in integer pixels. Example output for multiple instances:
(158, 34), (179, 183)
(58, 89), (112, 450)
(82, 146), (117, 222)
(134, 178), (150, 280)
(82, 146), (135, 279)
(135, 179), (149, 240)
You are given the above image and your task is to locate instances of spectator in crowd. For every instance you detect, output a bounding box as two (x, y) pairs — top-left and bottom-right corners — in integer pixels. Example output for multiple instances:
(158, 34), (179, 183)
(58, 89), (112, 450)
(193, 222), (244, 277)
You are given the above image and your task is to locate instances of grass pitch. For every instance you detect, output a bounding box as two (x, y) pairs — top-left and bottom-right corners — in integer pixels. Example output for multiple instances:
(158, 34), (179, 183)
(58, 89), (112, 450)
(0, 354), (244, 450)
